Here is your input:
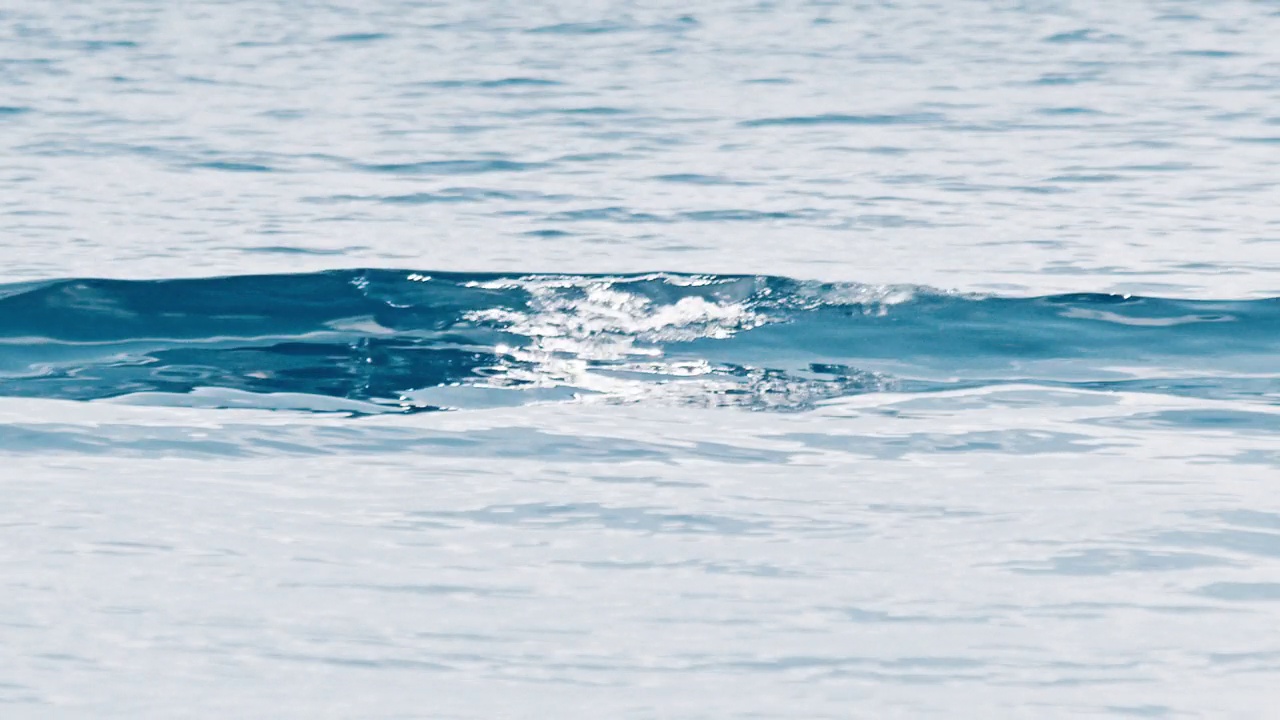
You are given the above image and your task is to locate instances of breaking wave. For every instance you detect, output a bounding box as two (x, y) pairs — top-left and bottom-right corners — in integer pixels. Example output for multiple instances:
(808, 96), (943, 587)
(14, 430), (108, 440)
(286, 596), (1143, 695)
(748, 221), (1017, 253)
(0, 270), (1275, 413)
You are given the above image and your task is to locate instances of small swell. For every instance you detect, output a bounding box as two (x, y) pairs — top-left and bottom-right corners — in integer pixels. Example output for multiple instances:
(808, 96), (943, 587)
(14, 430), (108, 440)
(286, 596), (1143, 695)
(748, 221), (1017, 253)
(327, 32), (393, 43)
(0, 271), (1276, 413)
(739, 112), (944, 128)
(355, 159), (547, 175)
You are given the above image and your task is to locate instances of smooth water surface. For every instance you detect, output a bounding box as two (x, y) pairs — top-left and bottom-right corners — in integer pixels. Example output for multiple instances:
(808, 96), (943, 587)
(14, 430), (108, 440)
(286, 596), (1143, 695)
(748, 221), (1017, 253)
(2, 1), (1279, 718)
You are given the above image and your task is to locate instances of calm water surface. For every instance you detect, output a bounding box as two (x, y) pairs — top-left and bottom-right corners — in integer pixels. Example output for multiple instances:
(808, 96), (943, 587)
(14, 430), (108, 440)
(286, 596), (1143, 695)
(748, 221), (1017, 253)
(2, 1), (1279, 717)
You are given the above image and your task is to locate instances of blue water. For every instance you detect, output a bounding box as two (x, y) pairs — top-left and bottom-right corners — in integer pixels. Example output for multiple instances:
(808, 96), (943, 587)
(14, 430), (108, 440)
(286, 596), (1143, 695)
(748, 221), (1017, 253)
(3, 271), (1278, 411)
(4, 2), (1280, 718)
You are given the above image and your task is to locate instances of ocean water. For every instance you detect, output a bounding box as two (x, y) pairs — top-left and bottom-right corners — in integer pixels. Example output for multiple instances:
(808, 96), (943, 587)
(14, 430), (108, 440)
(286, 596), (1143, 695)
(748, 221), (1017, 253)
(3, 1), (1280, 718)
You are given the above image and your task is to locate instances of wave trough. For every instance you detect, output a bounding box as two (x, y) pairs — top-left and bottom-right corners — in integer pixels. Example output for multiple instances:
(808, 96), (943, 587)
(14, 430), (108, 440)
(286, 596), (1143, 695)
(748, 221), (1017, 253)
(0, 270), (1276, 413)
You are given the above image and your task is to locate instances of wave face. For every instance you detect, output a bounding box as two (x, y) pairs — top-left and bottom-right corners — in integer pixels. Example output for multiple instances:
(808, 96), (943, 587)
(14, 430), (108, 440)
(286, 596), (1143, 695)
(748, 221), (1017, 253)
(0, 270), (1276, 413)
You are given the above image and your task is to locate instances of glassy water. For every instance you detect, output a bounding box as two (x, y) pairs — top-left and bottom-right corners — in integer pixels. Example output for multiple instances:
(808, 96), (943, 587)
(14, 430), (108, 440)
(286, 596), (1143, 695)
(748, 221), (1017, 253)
(2, 1), (1279, 717)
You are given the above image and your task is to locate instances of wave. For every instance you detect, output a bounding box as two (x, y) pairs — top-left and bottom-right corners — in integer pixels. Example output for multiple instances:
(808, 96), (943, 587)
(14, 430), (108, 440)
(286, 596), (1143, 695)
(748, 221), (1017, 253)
(0, 270), (1276, 413)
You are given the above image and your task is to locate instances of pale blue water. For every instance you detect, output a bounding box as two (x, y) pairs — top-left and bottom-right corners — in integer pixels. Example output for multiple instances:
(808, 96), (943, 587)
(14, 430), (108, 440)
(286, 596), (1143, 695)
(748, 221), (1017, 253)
(2, 2), (1280, 718)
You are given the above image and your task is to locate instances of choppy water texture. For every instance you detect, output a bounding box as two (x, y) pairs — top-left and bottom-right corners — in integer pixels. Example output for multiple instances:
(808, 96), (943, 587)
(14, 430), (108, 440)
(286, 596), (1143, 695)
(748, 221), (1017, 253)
(3, 1), (1280, 718)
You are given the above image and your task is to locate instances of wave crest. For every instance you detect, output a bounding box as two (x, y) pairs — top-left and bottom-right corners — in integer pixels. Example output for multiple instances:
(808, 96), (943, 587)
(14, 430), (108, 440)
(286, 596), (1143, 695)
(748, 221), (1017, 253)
(0, 270), (1275, 413)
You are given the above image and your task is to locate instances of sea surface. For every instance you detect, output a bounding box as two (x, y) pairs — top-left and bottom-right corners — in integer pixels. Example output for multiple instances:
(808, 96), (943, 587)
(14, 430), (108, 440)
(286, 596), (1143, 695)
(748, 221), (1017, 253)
(2, 1), (1279, 718)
